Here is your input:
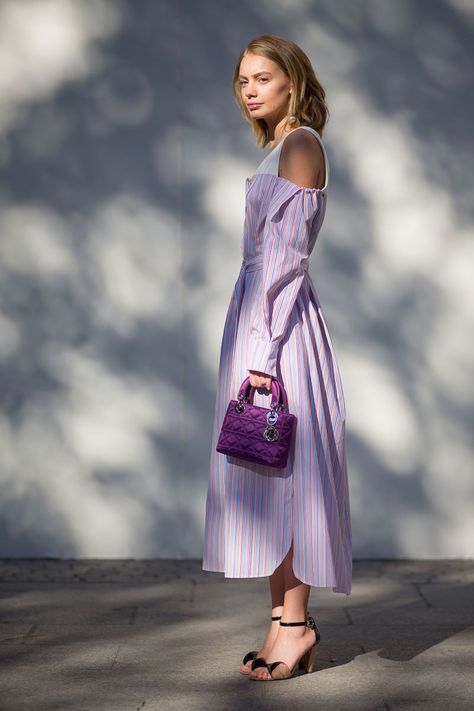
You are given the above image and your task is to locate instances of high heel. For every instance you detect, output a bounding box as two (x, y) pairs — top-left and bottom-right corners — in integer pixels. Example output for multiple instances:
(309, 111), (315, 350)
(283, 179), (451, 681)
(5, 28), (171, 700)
(249, 614), (321, 681)
(240, 615), (281, 675)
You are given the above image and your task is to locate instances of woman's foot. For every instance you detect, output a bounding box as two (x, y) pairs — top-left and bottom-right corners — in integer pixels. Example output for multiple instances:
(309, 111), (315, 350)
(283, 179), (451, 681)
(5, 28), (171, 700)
(240, 617), (282, 674)
(249, 621), (316, 680)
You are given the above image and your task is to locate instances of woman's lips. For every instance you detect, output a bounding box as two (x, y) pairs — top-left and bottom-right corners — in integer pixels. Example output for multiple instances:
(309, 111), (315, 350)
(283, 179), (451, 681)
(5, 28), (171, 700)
(248, 103), (262, 110)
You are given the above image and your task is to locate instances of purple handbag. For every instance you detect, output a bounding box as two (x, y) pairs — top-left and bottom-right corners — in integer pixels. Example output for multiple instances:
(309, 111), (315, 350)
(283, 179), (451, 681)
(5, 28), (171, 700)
(216, 376), (297, 468)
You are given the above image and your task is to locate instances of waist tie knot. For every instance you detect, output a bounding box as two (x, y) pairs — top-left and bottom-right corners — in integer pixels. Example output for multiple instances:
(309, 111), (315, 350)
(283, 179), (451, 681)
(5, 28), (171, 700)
(241, 254), (264, 272)
(241, 254), (309, 273)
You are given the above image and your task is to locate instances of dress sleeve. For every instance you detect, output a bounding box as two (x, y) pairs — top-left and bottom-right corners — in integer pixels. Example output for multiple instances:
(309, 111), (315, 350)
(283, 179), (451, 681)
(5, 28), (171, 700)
(246, 179), (322, 378)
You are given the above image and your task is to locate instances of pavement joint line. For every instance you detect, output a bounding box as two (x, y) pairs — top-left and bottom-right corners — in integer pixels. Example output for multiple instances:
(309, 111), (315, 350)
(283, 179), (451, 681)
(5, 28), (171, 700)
(412, 582), (433, 607)
(21, 623), (37, 645)
(343, 606), (353, 624)
(189, 577), (197, 603)
(110, 644), (120, 669)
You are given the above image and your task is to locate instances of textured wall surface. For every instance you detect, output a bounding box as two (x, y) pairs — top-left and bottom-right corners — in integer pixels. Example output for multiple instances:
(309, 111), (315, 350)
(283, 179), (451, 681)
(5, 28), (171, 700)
(0, 0), (472, 558)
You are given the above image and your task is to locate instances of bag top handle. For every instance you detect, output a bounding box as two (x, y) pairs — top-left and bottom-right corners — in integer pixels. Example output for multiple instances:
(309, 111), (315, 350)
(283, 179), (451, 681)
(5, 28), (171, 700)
(238, 376), (289, 411)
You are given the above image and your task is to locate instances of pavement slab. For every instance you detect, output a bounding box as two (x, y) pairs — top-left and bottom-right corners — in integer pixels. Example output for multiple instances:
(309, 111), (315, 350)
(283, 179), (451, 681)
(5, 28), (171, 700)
(0, 558), (472, 711)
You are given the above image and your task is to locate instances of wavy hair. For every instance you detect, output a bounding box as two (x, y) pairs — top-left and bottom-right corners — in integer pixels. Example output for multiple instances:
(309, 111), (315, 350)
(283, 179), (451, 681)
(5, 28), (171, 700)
(232, 34), (329, 148)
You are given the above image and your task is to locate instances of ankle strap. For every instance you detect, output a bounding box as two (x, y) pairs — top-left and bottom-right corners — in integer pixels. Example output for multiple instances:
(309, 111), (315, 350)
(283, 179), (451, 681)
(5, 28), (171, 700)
(271, 615), (281, 621)
(279, 620), (306, 626)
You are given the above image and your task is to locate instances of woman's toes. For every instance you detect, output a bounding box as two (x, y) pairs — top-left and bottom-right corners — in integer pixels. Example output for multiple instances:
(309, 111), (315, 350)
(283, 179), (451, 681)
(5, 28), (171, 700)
(251, 667), (271, 680)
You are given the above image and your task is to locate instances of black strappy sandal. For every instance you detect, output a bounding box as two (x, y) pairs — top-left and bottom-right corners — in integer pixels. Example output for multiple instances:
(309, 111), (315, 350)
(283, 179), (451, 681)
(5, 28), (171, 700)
(249, 614), (321, 681)
(240, 615), (281, 675)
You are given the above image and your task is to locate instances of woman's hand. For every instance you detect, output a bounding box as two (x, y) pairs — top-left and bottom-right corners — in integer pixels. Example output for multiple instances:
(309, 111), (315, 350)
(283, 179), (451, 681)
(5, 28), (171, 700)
(248, 370), (272, 391)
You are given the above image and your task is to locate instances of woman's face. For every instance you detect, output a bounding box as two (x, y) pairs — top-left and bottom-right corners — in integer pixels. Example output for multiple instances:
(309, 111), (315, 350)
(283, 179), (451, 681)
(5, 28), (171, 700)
(238, 53), (292, 124)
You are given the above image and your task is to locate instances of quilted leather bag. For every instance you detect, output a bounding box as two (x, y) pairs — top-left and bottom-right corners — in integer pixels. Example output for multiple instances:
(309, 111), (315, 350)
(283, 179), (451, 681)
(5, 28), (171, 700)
(216, 375), (297, 468)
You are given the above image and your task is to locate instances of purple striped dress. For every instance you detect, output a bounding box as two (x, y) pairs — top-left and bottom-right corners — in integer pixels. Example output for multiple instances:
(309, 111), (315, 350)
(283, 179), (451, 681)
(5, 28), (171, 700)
(202, 126), (352, 595)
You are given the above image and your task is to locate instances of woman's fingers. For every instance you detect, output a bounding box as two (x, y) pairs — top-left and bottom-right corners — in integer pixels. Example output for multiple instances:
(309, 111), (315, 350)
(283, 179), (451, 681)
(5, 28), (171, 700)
(248, 370), (272, 391)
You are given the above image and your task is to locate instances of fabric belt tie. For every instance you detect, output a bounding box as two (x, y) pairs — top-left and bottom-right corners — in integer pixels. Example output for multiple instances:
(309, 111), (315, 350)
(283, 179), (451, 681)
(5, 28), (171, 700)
(241, 254), (308, 273)
(241, 254), (264, 272)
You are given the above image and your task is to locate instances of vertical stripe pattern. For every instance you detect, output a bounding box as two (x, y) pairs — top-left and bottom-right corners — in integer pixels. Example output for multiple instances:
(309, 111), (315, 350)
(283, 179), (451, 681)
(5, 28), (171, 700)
(202, 130), (352, 595)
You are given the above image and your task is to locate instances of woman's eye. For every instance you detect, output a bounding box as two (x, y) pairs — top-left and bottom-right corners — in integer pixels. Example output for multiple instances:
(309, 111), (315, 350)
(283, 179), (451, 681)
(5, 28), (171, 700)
(239, 78), (269, 86)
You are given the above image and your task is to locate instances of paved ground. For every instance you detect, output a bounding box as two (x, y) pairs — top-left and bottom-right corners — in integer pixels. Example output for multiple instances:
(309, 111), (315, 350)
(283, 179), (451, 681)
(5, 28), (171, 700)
(0, 559), (472, 711)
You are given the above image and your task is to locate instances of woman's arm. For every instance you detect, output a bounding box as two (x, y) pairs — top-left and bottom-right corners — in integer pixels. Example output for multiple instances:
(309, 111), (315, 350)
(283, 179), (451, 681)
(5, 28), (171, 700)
(247, 136), (325, 386)
(279, 128), (326, 189)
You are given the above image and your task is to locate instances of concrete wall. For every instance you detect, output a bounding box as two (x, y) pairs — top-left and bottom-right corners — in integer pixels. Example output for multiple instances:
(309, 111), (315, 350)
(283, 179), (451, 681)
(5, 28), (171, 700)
(0, 0), (472, 558)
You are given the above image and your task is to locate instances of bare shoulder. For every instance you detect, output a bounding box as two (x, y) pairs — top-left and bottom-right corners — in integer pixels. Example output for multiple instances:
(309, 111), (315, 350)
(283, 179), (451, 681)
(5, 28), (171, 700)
(279, 128), (325, 189)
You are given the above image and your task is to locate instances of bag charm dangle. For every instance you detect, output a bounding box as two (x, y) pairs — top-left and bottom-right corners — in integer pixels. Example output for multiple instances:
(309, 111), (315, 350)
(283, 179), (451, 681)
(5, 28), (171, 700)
(216, 376), (297, 468)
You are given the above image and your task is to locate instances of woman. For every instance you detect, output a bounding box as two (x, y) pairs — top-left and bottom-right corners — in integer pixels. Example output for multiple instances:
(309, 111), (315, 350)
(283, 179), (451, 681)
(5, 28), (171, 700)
(202, 34), (352, 681)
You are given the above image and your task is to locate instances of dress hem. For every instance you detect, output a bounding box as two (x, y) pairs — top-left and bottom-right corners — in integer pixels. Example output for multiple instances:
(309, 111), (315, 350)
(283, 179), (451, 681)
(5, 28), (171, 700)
(201, 564), (351, 595)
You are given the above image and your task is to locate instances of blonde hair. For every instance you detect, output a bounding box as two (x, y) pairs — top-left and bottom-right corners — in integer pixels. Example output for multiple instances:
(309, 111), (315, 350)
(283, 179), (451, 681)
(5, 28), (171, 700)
(232, 34), (329, 149)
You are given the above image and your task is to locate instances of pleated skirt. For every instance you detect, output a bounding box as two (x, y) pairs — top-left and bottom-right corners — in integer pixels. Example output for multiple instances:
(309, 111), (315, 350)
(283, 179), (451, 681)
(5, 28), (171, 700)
(202, 263), (352, 595)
